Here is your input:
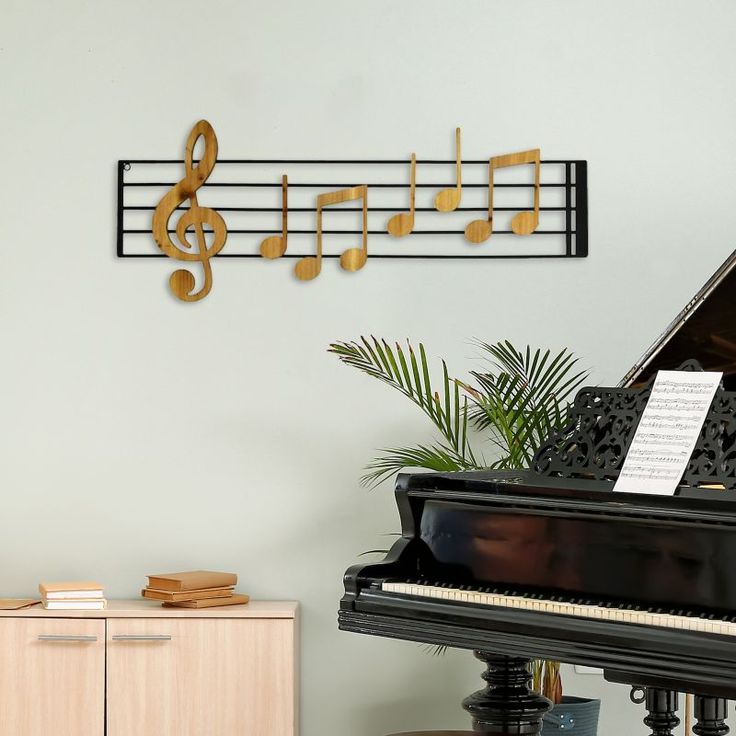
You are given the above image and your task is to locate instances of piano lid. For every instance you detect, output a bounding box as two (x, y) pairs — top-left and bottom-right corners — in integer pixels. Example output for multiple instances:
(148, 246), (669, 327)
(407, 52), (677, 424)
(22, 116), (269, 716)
(621, 248), (736, 389)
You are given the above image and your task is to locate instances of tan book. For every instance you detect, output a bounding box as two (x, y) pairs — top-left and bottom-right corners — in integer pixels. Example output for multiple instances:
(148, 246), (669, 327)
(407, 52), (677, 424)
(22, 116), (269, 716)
(146, 571), (237, 592)
(163, 594), (250, 609)
(141, 586), (234, 602)
(0, 599), (41, 610)
(39, 581), (104, 599)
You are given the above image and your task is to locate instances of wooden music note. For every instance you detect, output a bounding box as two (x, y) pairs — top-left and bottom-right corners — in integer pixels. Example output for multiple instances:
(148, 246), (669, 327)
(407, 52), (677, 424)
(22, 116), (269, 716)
(387, 154), (416, 237)
(464, 148), (541, 244)
(294, 185), (368, 281)
(152, 120), (228, 302)
(434, 127), (462, 212)
(259, 175), (288, 259)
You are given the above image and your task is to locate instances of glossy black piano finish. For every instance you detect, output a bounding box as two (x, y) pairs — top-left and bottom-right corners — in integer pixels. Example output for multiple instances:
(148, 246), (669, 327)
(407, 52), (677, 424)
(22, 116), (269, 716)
(340, 469), (736, 700)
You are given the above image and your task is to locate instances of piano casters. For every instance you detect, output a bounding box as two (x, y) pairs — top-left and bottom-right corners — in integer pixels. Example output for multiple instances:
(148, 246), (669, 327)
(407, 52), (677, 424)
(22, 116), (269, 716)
(461, 652), (551, 735)
(630, 687), (680, 736)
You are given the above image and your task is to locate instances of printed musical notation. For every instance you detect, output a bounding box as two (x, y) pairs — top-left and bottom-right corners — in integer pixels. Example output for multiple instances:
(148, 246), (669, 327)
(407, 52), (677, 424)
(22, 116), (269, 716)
(117, 120), (588, 301)
(614, 371), (723, 496)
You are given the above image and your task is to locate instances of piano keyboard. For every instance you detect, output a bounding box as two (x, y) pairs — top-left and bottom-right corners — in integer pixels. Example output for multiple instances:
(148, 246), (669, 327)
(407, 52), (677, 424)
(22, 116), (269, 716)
(381, 581), (736, 636)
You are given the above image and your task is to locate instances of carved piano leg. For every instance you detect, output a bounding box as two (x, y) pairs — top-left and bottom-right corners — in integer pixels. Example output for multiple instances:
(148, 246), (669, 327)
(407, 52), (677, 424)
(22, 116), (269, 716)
(693, 696), (729, 736)
(461, 652), (552, 735)
(631, 687), (680, 736)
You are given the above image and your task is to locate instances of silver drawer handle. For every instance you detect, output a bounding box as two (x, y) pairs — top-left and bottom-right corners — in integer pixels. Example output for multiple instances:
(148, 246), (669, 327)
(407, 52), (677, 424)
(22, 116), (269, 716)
(37, 635), (98, 642)
(112, 634), (172, 641)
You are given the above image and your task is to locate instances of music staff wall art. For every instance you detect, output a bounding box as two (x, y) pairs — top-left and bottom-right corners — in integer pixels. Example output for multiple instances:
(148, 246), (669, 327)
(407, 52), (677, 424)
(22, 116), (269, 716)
(117, 120), (588, 302)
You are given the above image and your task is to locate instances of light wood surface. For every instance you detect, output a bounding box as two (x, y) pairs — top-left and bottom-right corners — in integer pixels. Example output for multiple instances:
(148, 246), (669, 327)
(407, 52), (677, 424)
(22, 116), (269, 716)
(151, 119), (228, 302)
(387, 153), (416, 237)
(0, 599), (298, 618)
(434, 127), (462, 212)
(260, 174), (289, 259)
(295, 185), (368, 280)
(107, 617), (296, 736)
(465, 148), (541, 244)
(0, 618), (105, 735)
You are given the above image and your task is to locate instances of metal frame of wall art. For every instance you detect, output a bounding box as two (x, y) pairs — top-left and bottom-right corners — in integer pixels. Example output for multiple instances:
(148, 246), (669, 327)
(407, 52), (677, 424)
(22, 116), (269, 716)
(117, 120), (588, 302)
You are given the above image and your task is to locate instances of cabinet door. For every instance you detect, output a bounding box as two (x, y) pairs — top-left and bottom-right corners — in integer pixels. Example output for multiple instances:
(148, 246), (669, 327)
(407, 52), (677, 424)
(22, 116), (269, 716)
(0, 618), (105, 736)
(107, 618), (295, 736)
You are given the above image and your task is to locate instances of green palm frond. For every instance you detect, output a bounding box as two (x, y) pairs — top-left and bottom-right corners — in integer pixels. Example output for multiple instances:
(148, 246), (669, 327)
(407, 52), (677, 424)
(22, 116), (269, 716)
(329, 336), (586, 484)
(361, 443), (480, 488)
(467, 342), (587, 468)
(329, 337), (477, 471)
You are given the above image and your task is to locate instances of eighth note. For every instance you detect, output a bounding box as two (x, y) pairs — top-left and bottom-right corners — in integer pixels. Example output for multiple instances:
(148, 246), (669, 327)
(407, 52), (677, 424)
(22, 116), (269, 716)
(434, 128), (462, 212)
(465, 148), (540, 244)
(260, 175), (288, 259)
(387, 154), (416, 237)
(294, 185), (368, 282)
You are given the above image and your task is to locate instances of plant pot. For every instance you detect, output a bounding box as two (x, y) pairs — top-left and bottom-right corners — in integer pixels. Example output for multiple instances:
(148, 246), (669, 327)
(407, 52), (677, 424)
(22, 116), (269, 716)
(541, 696), (600, 735)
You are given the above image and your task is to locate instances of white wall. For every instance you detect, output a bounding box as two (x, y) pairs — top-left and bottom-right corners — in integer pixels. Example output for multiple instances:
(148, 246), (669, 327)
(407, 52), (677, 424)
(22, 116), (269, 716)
(3, 1), (736, 734)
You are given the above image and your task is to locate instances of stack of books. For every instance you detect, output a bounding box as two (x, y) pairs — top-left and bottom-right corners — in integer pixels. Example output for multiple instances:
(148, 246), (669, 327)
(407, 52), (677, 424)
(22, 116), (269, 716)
(141, 570), (249, 608)
(39, 581), (106, 610)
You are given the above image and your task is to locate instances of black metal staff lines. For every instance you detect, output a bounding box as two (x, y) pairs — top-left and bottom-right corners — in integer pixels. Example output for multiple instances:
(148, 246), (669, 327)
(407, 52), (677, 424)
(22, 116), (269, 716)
(117, 158), (588, 260)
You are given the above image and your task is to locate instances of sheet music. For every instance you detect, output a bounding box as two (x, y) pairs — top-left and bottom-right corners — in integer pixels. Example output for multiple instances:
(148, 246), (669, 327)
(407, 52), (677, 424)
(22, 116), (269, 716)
(613, 370), (722, 495)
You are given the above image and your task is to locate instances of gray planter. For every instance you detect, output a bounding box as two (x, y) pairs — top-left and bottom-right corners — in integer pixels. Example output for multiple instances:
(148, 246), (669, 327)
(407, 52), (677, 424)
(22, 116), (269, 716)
(541, 696), (600, 735)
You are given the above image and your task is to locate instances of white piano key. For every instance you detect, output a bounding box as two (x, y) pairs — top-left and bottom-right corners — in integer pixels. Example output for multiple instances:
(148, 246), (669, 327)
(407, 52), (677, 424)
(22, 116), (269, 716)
(380, 581), (736, 638)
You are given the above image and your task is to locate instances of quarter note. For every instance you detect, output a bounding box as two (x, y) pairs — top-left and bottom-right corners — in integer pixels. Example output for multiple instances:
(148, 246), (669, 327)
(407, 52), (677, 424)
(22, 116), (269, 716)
(464, 148), (540, 244)
(434, 127), (462, 212)
(152, 120), (228, 302)
(259, 175), (288, 259)
(294, 185), (368, 281)
(387, 153), (416, 237)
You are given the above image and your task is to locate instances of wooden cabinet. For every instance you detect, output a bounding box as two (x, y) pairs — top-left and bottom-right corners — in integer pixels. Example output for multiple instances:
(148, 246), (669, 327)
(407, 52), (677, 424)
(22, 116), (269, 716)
(0, 618), (105, 736)
(0, 600), (298, 736)
(107, 617), (296, 736)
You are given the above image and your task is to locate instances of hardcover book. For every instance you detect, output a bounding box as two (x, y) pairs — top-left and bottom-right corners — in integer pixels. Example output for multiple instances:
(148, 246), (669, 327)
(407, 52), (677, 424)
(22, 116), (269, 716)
(142, 586), (234, 602)
(146, 571), (237, 592)
(39, 581), (104, 599)
(162, 594), (250, 609)
(43, 599), (107, 610)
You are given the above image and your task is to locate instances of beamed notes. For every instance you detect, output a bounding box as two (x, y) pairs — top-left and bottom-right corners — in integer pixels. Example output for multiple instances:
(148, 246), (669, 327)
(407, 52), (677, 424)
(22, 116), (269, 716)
(125, 121), (587, 301)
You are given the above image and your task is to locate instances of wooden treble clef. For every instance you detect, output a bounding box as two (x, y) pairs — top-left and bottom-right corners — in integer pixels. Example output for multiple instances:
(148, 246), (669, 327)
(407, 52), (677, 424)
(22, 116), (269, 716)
(152, 120), (227, 302)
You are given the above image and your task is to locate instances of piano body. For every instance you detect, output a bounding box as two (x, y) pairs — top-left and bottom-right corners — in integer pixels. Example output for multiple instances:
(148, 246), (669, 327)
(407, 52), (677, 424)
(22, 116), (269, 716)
(339, 249), (736, 736)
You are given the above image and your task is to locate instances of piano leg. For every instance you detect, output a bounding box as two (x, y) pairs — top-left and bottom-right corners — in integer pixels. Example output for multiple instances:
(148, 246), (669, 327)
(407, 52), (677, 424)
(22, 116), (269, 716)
(630, 687), (680, 736)
(693, 696), (729, 736)
(461, 651), (552, 735)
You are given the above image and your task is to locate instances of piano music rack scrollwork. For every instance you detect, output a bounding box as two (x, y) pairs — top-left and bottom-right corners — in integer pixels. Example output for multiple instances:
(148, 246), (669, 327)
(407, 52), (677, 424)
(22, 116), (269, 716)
(533, 360), (736, 492)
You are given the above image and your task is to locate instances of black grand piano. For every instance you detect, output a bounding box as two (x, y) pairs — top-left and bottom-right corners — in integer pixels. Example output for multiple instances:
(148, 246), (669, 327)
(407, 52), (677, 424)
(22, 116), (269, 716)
(339, 249), (736, 736)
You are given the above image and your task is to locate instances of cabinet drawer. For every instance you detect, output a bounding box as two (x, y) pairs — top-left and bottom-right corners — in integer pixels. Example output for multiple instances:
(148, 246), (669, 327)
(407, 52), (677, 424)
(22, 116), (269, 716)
(107, 617), (295, 736)
(0, 618), (105, 736)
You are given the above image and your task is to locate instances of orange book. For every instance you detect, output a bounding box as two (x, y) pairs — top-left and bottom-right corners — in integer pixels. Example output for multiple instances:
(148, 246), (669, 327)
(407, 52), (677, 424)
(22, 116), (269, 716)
(163, 594), (250, 609)
(39, 581), (104, 599)
(146, 571), (237, 592)
(0, 599), (40, 610)
(141, 586), (234, 602)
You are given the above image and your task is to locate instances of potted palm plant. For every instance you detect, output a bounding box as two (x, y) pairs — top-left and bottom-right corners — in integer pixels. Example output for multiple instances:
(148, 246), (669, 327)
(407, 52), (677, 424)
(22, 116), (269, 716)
(329, 337), (601, 735)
